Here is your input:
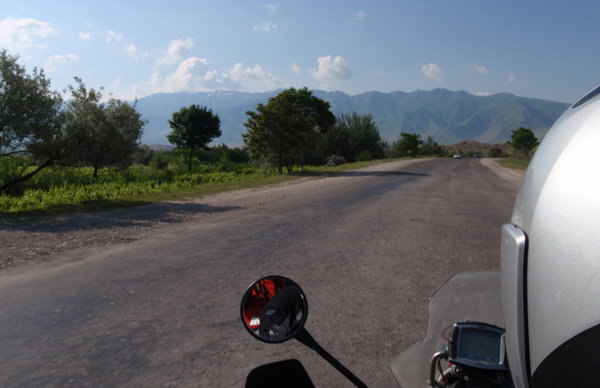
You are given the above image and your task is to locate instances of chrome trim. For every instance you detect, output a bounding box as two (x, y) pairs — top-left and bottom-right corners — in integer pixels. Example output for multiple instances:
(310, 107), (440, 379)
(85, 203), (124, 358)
(500, 224), (529, 388)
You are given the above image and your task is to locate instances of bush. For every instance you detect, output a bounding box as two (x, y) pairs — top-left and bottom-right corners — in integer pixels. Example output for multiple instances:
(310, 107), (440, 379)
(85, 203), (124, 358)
(488, 147), (504, 158)
(149, 152), (171, 170)
(356, 150), (372, 161)
(132, 145), (154, 165)
(325, 155), (346, 167)
(0, 156), (29, 195)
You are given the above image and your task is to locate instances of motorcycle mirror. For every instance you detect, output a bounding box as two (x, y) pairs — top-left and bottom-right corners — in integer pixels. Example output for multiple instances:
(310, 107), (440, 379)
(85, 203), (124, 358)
(240, 275), (308, 343)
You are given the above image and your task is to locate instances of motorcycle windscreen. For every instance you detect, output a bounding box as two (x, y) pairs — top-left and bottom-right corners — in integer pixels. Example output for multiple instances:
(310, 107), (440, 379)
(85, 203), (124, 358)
(390, 271), (505, 387)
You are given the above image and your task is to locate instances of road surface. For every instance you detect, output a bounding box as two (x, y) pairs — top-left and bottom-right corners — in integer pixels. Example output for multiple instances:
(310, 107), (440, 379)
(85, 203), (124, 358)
(0, 158), (522, 387)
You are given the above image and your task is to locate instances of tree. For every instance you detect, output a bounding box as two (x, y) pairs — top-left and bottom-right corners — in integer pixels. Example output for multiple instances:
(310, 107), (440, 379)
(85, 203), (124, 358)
(419, 136), (444, 156)
(325, 113), (386, 162)
(61, 78), (146, 179)
(105, 99), (146, 169)
(393, 132), (422, 157)
(488, 147), (504, 158)
(243, 87), (335, 174)
(167, 105), (221, 173)
(509, 127), (538, 158)
(132, 145), (155, 166)
(0, 50), (63, 193)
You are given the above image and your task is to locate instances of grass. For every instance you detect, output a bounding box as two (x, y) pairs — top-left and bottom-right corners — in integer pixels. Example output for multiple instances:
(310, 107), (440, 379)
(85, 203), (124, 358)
(0, 158), (407, 218)
(497, 157), (530, 170)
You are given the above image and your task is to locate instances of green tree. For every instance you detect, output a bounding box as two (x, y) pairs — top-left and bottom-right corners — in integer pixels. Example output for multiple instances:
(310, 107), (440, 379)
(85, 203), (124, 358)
(167, 105), (221, 173)
(0, 50), (63, 193)
(326, 113), (386, 162)
(509, 127), (538, 158)
(393, 132), (422, 157)
(488, 147), (504, 158)
(419, 136), (444, 156)
(62, 78), (146, 179)
(132, 145), (155, 166)
(149, 151), (172, 170)
(243, 87), (335, 174)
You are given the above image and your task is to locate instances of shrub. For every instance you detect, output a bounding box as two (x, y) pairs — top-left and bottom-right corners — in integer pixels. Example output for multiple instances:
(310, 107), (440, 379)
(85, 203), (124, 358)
(325, 155), (346, 167)
(356, 150), (372, 161)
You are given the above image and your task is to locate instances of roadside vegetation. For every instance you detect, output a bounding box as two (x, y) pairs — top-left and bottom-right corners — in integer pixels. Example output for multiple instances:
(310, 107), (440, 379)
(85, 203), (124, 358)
(0, 154), (405, 215)
(497, 158), (530, 170)
(442, 127), (539, 171)
(0, 49), (536, 216)
(498, 127), (539, 170)
(0, 50), (443, 216)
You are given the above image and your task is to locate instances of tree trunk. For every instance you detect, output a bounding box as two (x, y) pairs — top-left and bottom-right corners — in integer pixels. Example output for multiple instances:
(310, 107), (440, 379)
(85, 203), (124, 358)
(277, 153), (283, 175)
(187, 150), (193, 174)
(0, 158), (55, 193)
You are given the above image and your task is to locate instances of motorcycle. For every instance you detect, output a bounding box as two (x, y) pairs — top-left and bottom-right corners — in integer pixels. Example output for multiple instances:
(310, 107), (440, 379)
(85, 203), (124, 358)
(240, 272), (513, 387)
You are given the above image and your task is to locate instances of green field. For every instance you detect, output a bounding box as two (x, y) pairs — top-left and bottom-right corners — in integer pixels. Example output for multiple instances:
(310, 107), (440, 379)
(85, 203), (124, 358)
(0, 159), (402, 217)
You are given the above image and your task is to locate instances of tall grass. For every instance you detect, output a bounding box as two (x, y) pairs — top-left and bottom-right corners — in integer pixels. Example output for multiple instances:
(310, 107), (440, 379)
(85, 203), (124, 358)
(0, 157), (402, 214)
(0, 163), (266, 213)
(497, 157), (530, 170)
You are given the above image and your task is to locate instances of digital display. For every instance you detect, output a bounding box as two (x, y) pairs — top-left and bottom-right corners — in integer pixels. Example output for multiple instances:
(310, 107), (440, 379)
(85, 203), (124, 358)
(458, 328), (502, 364)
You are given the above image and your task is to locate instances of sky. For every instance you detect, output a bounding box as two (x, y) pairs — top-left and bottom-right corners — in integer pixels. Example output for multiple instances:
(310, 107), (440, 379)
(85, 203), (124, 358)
(2, 1), (600, 104)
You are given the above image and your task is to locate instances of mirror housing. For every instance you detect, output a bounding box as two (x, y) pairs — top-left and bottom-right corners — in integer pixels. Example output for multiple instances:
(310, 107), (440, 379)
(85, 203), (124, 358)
(240, 275), (308, 343)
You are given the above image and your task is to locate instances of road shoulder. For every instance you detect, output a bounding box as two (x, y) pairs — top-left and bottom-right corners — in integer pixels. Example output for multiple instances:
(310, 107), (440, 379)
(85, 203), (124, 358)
(480, 158), (525, 186)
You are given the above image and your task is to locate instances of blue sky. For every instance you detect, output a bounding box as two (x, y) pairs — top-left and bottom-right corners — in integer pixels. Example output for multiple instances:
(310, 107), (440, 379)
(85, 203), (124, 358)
(2, 1), (599, 104)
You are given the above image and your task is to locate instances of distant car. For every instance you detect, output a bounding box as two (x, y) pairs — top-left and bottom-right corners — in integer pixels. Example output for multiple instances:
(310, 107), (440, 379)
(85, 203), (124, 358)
(453, 153), (463, 159)
(472, 153), (481, 158)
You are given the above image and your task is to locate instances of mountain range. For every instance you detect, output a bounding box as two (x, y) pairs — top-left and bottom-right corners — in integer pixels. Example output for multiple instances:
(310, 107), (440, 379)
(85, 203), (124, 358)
(134, 88), (570, 146)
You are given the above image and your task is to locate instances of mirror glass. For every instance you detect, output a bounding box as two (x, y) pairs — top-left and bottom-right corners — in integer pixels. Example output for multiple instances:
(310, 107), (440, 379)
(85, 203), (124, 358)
(240, 275), (308, 343)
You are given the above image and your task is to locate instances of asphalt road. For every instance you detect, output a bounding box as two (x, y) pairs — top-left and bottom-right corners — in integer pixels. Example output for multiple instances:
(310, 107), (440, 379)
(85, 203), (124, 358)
(0, 158), (521, 387)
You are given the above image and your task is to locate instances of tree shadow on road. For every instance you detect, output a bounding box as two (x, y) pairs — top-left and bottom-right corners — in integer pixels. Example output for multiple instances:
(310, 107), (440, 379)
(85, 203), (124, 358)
(0, 201), (241, 233)
(292, 170), (429, 178)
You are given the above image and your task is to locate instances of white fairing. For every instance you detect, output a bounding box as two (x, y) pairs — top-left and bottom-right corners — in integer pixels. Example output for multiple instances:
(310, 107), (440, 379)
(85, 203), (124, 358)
(510, 92), (600, 375)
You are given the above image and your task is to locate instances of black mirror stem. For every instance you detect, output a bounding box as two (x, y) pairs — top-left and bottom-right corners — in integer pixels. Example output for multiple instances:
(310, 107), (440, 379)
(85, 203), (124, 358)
(295, 328), (368, 388)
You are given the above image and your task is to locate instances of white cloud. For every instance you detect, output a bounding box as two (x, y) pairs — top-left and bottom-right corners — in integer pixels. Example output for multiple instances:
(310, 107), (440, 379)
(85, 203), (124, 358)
(147, 37), (280, 93)
(79, 32), (91, 40)
(466, 63), (489, 75)
(266, 3), (279, 13)
(148, 38), (225, 93)
(508, 73), (516, 83)
(421, 63), (444, 82)
(352, 10), (366, 22)
(124, 44), (148, 60)
(203, 71), (238, 89)
(44, 53), (78, 72)
(106, 77), (147, 101)
(149, 55), (241, 93)
(202, 70), (219, 81)
(105, 30), (123, 44)
(156, 38), (195, 67)
(291, 62), (301, 75)
(0, 17), (56, 52)
(163, 57), (210, 92)
(311, 55), (352, 81)
(474, 91), (491, 96)
(229, 63), (280, 86)
(253, 22), (277, 32)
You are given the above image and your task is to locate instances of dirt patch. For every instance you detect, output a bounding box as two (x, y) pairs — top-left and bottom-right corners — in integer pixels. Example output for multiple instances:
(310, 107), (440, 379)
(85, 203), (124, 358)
(480, 158), (525, 187)
(0, 201), (238, 270)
